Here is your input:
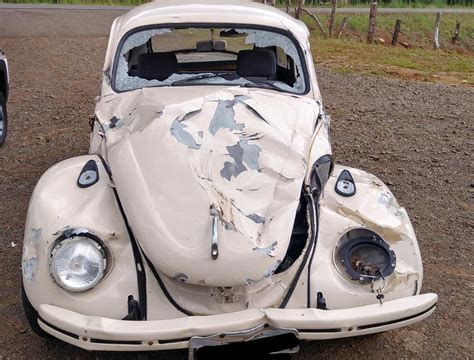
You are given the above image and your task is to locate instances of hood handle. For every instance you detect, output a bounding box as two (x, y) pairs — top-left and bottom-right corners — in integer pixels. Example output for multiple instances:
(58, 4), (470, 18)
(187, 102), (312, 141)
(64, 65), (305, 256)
(210, 205), (219, 260)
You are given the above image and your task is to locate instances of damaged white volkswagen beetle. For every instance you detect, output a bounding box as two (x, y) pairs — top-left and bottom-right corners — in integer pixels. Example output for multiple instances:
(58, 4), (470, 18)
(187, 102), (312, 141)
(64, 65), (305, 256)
(22, 0), (437, 357)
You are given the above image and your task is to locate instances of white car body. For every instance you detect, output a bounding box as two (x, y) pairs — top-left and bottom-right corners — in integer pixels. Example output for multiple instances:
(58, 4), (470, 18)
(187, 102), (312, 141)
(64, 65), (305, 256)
(22, 0), (437, 357)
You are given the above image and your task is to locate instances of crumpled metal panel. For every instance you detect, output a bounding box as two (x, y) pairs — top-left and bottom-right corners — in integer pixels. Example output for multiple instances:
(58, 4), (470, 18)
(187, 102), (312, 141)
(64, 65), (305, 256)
(99, 86), (319, 286)
(307, 165), (424, 310)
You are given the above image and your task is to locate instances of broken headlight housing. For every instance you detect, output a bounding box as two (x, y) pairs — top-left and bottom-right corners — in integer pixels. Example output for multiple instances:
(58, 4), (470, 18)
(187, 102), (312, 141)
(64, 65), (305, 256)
(50, 235), (106, 292)
(335, 229), (396, 283)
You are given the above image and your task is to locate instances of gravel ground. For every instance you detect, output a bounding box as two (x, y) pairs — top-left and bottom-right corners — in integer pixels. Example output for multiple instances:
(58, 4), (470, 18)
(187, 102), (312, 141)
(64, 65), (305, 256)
(0, 9), (472, 360)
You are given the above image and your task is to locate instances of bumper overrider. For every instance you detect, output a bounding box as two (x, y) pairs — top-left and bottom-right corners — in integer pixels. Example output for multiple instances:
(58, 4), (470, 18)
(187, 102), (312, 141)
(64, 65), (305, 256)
(38, 293), (437, 352)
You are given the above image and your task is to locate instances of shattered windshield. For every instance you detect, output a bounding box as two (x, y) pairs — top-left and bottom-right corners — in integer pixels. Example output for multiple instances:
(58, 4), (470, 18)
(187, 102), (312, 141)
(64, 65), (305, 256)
(114, 26), (307, 94)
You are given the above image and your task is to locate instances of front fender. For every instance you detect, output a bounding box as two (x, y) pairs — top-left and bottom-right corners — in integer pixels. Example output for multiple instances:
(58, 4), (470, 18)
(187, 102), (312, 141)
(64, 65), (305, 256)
(309, 165), (423, 309)
(22, 155), (138, 319)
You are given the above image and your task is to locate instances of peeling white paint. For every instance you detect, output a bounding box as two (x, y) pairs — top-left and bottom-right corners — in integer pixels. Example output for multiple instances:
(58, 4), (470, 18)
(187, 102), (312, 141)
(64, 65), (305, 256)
(264, 259), (282, 278)
(170, 119), (201, 149)
(101, 86), (318, 286)
(253, 241), (277, 257)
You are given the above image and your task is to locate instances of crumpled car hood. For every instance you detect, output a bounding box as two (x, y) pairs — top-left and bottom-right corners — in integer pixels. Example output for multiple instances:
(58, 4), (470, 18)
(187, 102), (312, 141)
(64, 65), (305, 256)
(100, 86), (319, 286)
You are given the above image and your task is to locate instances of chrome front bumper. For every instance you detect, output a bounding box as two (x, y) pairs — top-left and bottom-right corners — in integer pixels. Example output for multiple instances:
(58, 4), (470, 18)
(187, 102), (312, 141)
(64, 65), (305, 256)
(37, 293), (437, 352)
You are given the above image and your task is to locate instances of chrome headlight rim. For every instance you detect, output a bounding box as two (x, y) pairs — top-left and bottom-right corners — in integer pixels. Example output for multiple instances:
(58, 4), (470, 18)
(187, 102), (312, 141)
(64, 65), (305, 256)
(336, 229), (396, 283)
(49, 230), (107, 292)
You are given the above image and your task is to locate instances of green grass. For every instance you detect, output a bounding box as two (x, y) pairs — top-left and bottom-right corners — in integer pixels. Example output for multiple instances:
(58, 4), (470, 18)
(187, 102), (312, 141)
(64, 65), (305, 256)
(303, 13), (474, 50)
(304, 13), (473, 85)
(299, 0), (473, 8)
(310, 37), (474, 84)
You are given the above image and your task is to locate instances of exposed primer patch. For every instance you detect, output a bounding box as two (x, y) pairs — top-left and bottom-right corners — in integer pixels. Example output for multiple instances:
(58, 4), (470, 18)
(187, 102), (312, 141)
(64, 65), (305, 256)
(22, 257), (38, 284)
(264, 259), (282, 278)
(209, 100), (244, 135)
(253, 241), (277, 257)
(104, 116), (124, 131)
(174, 273), (188, 282)
(379, 191), (406, 219)
(180, 109), (202, 122)
(170, 119), (201, 149)
(22, 228), (42, 284)
(247, 213), (265, 224)
(63, 227), (89, 238)
(31, 227), (42, 242)
(220, 139), (262, 181)
(222, 220), (240, 232)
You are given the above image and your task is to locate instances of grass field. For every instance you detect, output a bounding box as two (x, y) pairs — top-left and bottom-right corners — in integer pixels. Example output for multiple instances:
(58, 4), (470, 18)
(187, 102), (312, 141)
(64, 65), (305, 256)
(303, 12), (474, 85)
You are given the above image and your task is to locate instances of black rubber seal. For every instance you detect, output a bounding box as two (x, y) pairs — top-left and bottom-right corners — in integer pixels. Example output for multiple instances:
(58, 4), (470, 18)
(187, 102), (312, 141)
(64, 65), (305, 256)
(279, 189), (319, 309)
(96, 155), (192, 317)
(96, 155), (148, 320)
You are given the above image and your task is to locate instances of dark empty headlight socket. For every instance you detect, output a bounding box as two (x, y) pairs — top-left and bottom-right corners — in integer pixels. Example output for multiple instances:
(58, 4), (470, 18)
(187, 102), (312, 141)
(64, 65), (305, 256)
(334, 229), (396, 283)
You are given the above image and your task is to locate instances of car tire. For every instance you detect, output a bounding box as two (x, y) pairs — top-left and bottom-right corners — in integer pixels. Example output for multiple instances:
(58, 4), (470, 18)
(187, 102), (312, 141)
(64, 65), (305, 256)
(0, 93), (7, 147)
(21, 281), (51, 338)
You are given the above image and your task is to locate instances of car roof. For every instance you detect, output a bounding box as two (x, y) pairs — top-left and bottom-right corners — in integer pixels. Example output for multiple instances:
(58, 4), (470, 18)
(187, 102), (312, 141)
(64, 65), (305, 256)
(112, 0), (310, 43)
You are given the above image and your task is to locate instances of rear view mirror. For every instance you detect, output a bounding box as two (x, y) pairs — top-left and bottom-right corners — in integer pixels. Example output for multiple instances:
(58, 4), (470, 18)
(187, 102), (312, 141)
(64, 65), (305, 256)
(196, 40), (227, 52)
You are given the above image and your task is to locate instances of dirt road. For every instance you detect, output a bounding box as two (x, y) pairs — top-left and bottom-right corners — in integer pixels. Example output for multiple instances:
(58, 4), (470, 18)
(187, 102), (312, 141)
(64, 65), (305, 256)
(0, 9), (472, 360)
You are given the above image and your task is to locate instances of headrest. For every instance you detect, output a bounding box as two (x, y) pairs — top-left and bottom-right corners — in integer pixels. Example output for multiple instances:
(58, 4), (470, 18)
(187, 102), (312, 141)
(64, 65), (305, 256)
(137, 52), (178, 81)
(236, 49), (277, 79)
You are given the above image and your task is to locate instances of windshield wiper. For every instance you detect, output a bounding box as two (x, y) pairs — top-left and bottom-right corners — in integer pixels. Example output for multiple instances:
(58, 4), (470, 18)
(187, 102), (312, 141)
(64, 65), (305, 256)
(170, 73), (228, 86)
(241, 81), (286, 93)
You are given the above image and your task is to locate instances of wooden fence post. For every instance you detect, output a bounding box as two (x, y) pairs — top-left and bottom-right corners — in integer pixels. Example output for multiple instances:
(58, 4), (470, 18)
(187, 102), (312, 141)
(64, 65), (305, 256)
(296, 0), (304, 20)
(367, 1), (378, 44)
(329, 0), (337, 37)
(433, 12), (441, 50)
(391, 19), (402, 46)
(451, 20), (461, 44)
(336, 17), (349, 39)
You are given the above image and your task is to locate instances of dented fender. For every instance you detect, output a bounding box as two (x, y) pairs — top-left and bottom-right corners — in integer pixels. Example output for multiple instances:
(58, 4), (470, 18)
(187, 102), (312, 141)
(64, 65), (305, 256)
(22, 155), (139, 319)
(308, 165), (423, 309)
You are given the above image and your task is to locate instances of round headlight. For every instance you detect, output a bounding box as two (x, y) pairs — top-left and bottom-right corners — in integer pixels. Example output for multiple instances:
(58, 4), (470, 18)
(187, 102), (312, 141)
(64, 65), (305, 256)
(338, 232), (396, 283)
(50, 237), (106, 292)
